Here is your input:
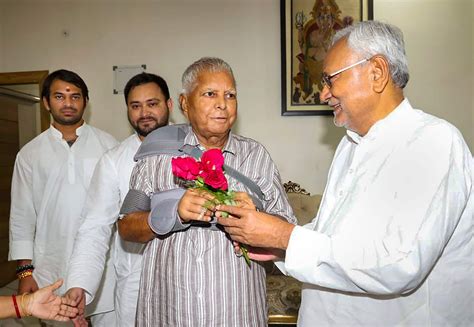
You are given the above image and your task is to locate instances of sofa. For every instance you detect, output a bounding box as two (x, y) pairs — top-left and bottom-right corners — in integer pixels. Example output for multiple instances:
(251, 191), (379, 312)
(266, 181), (322, 325)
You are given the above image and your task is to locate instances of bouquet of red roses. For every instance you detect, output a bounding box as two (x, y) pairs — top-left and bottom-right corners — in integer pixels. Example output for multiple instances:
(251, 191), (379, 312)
(171, 148), (250, 266)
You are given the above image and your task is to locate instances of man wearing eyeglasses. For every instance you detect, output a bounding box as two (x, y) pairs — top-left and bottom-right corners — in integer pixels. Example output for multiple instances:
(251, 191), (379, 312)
(217, 20), (473, 326)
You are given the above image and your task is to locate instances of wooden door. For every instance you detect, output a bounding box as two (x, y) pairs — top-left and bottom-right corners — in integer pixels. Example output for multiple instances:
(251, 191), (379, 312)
(0, 98), (20, 286)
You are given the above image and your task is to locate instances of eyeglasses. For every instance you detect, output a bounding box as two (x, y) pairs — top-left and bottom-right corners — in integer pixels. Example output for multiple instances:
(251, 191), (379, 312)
(321, 58), (369, 88)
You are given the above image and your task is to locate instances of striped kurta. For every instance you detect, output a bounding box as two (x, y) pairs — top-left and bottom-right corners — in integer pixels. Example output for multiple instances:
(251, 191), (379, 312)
(130, 128), (297, 326)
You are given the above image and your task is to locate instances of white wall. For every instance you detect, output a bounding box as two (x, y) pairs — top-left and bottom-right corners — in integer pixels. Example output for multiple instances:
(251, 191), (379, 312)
(0, 0), (472, 194)
(377, 0), (473, 150)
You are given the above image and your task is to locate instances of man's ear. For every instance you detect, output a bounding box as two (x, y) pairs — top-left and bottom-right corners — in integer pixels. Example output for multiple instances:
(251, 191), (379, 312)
(166, 98), (174, 113)
(370, 55), (390, 93)
(179, 94), (189, 119)
(42, 96), (50, 111)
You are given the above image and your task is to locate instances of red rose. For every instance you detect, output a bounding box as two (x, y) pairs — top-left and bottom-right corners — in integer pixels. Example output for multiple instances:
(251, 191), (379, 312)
(202, 169), (228, 191)
(171, 157), (200, 181)
(201, 149), (225, 171)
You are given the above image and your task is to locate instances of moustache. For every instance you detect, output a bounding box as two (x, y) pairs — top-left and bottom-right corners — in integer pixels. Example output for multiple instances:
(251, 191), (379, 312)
(138, 116), (157, 123)
(61, 106), (77, 111)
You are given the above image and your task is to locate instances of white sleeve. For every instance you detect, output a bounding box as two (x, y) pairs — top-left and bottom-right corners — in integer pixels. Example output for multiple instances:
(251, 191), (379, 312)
(66, 153), (119, 303)
(9, 152), (36, 260)
(285, 127), (473, 295)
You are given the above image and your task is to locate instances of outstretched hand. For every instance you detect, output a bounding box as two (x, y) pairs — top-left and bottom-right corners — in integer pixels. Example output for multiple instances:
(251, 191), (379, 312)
(26, 279), (79, 321)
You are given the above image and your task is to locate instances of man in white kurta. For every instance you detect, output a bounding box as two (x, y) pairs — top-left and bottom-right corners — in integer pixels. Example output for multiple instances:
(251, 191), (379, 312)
(9, 69), (117, 325)
(285, 98), (473, 326)
(218, 21), (473, 326)
(66, 134), (142, 325)
(65, 73), (172, 327)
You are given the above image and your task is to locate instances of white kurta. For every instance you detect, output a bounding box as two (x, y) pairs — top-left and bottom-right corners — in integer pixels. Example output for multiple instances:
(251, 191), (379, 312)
(284, 99), (473, 326)
(66, 134), (144, 326)
(9, 123), (117, 314)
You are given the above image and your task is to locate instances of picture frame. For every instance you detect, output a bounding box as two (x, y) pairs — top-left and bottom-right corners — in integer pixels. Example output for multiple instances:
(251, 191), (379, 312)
(281, 0), (374, 116)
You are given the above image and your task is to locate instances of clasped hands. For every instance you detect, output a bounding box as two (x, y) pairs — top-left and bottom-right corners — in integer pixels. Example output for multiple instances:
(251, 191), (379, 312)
(177, 189), (256, 223)
(178, 189), (292, 262)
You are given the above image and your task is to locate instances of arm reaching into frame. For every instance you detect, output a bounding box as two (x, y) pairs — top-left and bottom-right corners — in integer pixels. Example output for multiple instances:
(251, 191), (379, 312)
(0, 279), (78, 320)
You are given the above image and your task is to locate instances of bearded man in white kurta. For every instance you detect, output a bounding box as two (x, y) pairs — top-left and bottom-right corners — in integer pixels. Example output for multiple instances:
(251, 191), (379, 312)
(9, 70), (117, 326)
(218, 21), (473, 326)
(65, 73), (172, 327)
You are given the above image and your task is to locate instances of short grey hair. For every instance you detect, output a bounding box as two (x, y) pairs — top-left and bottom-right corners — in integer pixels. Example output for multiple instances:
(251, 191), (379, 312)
(332, 20), (409, 88)
(181, 57), (236, 94)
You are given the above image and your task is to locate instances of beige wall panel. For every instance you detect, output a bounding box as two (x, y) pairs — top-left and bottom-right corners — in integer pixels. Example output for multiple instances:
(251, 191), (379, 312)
(0, 0), (471, 194)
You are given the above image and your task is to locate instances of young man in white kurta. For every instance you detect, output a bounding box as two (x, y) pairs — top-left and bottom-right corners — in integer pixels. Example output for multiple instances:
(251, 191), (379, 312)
(65, 73), (172, 327)
(9, 70), (117, 326)
(66, 134), (142, 326)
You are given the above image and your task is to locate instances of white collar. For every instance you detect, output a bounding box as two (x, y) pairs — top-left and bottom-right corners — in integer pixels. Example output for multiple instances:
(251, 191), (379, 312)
(50, 121), (87, 140)
(346, 98), (412, 145)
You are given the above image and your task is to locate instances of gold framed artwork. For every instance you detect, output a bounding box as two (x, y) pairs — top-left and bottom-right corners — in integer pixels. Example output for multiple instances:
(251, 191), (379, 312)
(281, 0), (373, 116)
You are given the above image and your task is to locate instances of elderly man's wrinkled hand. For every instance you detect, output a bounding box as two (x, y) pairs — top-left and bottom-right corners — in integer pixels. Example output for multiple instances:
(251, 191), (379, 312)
(178, 189), (215, 223)
(216, 205), (295, 249)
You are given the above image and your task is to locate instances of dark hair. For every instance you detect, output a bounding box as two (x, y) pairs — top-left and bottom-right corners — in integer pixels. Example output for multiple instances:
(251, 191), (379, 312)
(124, 73), (170, 103)
(41, 69), (89, 103)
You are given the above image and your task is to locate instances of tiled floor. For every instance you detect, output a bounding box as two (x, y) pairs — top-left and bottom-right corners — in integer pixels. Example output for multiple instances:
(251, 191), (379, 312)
(0, 280), (42, 326)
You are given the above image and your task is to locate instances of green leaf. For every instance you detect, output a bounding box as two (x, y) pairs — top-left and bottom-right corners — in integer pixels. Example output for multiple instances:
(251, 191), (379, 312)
(220, 211), (229, 218)
(241, 244), (251, 267)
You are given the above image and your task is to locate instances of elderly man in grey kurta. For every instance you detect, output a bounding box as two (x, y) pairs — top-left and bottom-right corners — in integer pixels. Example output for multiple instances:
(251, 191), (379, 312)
(118, 57), (297, 326)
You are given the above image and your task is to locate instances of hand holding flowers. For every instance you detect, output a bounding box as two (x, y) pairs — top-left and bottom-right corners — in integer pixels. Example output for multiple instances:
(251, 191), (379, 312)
(177, 189), (215, 223)
(173, 149), (233, 221)
(172, 148), (252, 266)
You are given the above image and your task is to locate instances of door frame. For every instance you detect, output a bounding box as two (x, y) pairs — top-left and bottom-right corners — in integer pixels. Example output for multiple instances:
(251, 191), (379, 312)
(0, 70), (50, 131)
(0, 71), (49, 286)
